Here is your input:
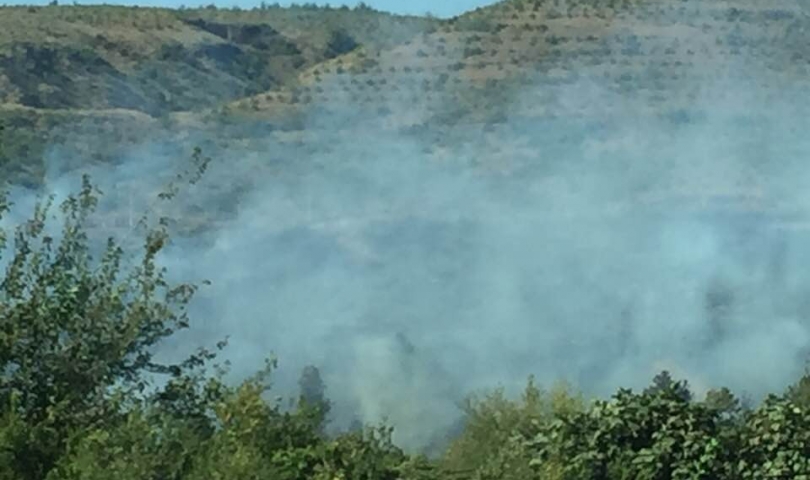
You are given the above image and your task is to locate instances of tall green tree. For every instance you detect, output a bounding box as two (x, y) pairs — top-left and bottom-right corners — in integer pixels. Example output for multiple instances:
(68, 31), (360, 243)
(297, 364), (331, 435)
(0, 149), (215, 479)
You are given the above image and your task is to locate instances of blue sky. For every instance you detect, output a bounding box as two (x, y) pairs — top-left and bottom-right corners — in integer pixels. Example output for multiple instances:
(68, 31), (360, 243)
(6, 0), (500, 18)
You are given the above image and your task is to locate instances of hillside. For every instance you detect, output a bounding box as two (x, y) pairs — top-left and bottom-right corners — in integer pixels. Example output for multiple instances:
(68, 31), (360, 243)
(2, 0), (809, 268)
(2, 0), (808, 186)
(4, 0), (810, 469)
(0, 3), (434, 112)
(234, 0), (808, 111)
(0, 3), (437, 185)
(212, 0), (810, 221)
(0, 0), (808, 271)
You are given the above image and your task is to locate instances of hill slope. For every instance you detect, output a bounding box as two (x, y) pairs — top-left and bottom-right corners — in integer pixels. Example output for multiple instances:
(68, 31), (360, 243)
(2, 0), (809, 190)
(0, 3), (437, 185)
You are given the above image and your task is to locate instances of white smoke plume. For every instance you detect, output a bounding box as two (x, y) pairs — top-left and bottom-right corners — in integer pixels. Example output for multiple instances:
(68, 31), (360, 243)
(4, 10), (810, 452)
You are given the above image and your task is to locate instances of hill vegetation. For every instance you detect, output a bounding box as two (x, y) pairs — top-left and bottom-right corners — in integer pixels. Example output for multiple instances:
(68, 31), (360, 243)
(2, 0), (809, 188)
(1, 163), (810, 478)
(3, 0), (810, 478)
(0, 2), (436, 185)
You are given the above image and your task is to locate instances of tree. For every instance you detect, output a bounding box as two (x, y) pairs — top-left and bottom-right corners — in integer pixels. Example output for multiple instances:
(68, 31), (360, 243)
(354, 2), (375, 11)
(0, 148), (215, 479)
(297, 365), (330, 435)
(785, 368), (810, 408)
(325, 28), (359, 59)
(298, 365), (326, 406)
(643, 369), (692, 402)
(703, 387), (742, 420)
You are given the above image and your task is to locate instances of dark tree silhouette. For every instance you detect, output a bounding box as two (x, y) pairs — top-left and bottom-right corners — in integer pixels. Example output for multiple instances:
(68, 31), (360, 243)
(297, 364), (331, 435)
(298, 365), (327, 406)
(325, 29), (359, 58)
(644, 370), (693, 402)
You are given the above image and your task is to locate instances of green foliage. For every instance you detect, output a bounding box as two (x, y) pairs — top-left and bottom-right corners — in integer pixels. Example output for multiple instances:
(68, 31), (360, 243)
(47, 404), (204, 480)
(325, 28), (359, 58)
(0, 115), (47, 188)
(3, 137), (810, 480)
(511, 372), (810, 480)
(0, 145), (436, 480)
(441, 377), (585, 480)
(453, 15), (495, 33)
(785, 368), (810, 409)
(736, 396), (810, 479)
(297, 365), (331, 435)
(0, 148), (219, 479)
(528, 377), (720, 478)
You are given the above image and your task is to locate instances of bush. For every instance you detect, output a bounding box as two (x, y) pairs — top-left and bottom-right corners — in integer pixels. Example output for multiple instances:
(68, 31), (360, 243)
(325, 28), (359, 59)
(441, 377), (584, 479)
(0, 150), (215, 479)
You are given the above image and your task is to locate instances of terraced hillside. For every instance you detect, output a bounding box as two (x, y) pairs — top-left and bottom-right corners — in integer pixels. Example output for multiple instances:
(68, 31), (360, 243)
(3, 0), (810, 218)
(235, 0), (807, 117)
(213, 0), (810, 218)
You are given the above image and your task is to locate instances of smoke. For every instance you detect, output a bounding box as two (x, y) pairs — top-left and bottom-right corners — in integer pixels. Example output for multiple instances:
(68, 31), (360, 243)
(5, 9), (810, 453)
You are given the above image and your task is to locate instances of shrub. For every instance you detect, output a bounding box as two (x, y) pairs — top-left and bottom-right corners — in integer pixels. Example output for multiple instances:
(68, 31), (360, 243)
(325, 28), (358, 58)
(0, 148), (214, 479)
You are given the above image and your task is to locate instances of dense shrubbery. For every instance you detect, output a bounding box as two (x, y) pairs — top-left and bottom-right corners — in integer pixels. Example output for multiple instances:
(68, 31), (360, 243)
(1, 148), (810, 479)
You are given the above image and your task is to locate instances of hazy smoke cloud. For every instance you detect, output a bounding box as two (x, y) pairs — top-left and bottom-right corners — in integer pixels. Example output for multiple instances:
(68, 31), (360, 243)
(5, 19), (810, 453)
